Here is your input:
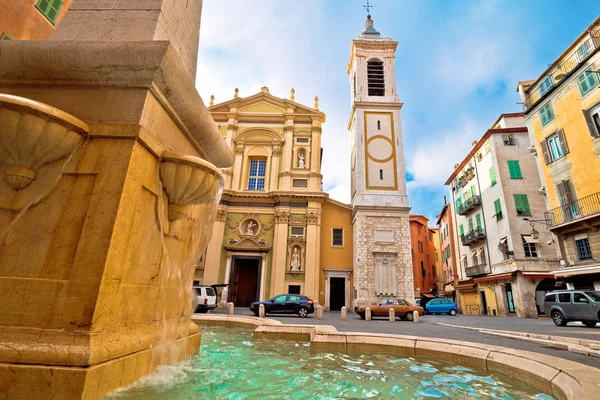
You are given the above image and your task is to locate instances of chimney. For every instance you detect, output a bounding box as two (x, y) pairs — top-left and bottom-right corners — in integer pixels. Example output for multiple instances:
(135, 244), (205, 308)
(443, 195), (447, 205)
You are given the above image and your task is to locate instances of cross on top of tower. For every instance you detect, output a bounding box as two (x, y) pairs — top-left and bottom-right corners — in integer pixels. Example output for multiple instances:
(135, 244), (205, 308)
(363, 1), (373, 16)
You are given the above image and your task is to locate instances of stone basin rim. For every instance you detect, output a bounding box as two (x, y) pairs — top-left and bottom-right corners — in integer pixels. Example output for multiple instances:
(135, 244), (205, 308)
(161, 150), (224, 182)
(192, 314), (600, 400)
(0, 93), (89, 134)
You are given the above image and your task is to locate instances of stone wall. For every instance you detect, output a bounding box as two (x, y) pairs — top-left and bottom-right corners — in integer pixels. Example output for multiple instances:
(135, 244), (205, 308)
(353, 209), (414, 305)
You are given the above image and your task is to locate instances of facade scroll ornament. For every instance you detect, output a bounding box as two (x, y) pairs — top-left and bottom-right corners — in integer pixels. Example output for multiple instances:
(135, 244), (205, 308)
(275, 210), (290, 224)
(283, 125), (294, 133)
(216, 209), (227, 222)
(306, 210), (321, 225)
(227, 124), (238, 132)
(234, 145), (244, 155)
(272, 145), (282, 156)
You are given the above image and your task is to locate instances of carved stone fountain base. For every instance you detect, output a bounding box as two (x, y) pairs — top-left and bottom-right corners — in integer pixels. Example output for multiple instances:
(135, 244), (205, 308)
(0, 41), (227, 399)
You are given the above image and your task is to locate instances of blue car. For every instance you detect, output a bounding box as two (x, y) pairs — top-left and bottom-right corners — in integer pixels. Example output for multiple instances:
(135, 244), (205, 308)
(425, 298), (459, 316)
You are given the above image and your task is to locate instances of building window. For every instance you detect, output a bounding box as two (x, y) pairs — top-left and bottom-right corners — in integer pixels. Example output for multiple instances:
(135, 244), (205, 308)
(468, 218), (474, 232)
(484, 141), (491, 154)
(540, 129), (568, 164)
(475, 214), (482, 231)
(379, 169), (383, 180)
(418, 226), (421, 235)
(494, 199), (503, 220)
(489, 166), (497, 186)
(0, 33), (11, 40)
(290, 227), (305, 237)
(575, 235), (593, 261)
(332, 228), (344, 247)
(522, 236), (538, 258)
(578, 69), (599, 96)
(479, 248), (486, 265)
(540, 103), (555, 126)
(367, 59), (385, 96)
(459, 224), (464, 236)
(296, 137), (309, 143)
(36, 0), (63, 25)
(538, 76), (554, 96)
(429, 232), (433, 241)
(499, 238), (509, 259)
(377, 120), (381, 130)
(514, 194), (531, 216)
(583, 105), (600, 138)
(502, 134), (516, 146)
(507, 160), (523, 179)
(579, 42), (591, 58)
(288, 285), (301, 295)
(418, 241), (424, 252)
(248, 159), (266, 190)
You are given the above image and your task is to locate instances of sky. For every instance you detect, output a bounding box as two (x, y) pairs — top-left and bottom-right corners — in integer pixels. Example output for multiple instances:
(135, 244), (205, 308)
(195, 0), (598, 222)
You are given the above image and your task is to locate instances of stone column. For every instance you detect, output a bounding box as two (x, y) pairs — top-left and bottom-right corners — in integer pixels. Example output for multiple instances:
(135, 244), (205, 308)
(220, 252), (233, 307)
(203, 208), (227, 285)
(232, 145), (244, 190)
(259, 252), (267, 301)
(270, 209), (289, 296)
(304, 209), (321, 300)
(281, 124), (294, 191)
(270, 145), (281, 191)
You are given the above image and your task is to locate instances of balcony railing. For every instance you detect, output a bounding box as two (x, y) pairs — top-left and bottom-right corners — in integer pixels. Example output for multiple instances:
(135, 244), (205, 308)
(457, 195), (481, 216)
(544, 191), (600, 228)
(461, 228), (486, 246)
(523, 32), (600, 112)
(465, 263), (490, 277)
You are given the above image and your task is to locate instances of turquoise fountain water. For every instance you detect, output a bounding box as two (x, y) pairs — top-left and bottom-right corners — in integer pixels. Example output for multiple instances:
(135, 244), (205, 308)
(107, 325), (555, 399)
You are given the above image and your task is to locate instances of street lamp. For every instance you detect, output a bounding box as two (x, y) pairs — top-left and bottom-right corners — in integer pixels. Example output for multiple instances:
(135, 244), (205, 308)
(522, 217), (544, 240)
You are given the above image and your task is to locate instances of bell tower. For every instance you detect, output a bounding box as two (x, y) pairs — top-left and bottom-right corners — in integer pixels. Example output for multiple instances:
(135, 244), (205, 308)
(348, 13), (414, 305)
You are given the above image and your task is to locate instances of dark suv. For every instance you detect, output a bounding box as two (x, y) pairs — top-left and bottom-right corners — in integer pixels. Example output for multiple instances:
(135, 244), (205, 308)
(250, 294), (315, 318)
(544, 290), (600, 327)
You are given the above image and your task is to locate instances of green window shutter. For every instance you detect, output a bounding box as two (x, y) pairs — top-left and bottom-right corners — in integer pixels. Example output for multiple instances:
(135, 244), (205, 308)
(507, 160), (522, 179)
(476, 214), (482, 230)
(579, 70), (599, 96)
(540, 139), (551, 165)
(540, 103), (555, 126)
(514, 194), (531, 216)
(468, 218), (474, 232)
(489, 167), (496, 185)
(459, 225), (464, 236)
(494, 199), (502, 215)
(556, 128), (569, 155)
(583, 109), (600, 138)
(36, 0), (62, 24)
(471, 185), (476, 196)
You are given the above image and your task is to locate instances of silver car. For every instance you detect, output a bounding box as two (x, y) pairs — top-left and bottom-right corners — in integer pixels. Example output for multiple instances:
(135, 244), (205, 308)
(544, 290), (600, 327)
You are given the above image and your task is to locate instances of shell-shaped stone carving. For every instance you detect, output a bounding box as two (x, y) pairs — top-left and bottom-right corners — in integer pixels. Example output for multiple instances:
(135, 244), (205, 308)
(0, 94), (89, 189)
(160, 151), (224, 221)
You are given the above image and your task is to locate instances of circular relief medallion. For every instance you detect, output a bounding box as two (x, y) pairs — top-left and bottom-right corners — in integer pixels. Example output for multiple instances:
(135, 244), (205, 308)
(242, 219), (260, 236)
(367, 137), (393, 162)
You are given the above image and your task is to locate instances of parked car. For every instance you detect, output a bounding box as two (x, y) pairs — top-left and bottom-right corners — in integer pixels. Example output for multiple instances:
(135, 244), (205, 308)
(426, 298), (459, 316)
(194, 285), (218, 313)
(250, 294), (315, 318)
(354, 298), (424, 321)
(544, 290), (600, 327)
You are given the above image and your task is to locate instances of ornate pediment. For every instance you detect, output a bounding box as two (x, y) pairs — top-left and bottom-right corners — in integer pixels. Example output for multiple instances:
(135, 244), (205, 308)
(224, 237), (271, 250)
(239, 100), (285, 114)
(227, 214), (274, 239)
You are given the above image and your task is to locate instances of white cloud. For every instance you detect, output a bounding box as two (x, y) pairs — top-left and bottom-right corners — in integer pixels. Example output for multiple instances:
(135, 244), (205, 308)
(407, 115), (482, 188)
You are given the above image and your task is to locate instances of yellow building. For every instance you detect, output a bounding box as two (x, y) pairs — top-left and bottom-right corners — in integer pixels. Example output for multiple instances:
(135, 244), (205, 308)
(518, 17), (600, 291)
(199, 87), (353, 309)
(431, 228), (444, 292)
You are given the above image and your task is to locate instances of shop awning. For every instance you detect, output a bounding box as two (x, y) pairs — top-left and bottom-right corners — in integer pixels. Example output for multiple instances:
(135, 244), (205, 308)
(552, 264), (600, 277)
(521, 272), (554, 279)
(474, 273), (512, 283)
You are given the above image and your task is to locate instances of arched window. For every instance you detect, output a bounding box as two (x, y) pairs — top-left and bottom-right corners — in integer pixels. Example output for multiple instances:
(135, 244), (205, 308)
(367, 59), (385, 96)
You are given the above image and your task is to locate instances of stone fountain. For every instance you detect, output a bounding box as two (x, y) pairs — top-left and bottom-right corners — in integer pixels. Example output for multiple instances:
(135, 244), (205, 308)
(0, 1), (232, 399)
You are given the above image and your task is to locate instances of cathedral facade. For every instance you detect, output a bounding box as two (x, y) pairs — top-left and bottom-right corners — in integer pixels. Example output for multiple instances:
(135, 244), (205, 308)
(199, 87), (353, 310)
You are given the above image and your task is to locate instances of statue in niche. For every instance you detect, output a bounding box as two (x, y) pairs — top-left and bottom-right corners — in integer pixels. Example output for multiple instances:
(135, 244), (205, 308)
(290, 247), (301, 271)
(298, 152), (305, 169)
(245, 220), (257, 236)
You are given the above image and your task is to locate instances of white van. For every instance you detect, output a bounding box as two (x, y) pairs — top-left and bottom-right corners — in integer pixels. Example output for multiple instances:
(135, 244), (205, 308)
(194, 285), (217, 313)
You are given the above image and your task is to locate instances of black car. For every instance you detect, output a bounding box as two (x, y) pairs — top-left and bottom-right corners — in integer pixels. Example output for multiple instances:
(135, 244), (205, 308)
(250, 294), (315, 318)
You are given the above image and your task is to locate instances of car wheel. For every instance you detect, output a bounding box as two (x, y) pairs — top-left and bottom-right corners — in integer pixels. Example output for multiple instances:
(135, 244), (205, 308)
(552, 311), (567, 326)
(298, 307), (308, 318)
(449, 309), (457, 316)
(359, 313), (365, 320)
(583, 321), (597, 328)
(405, 312), (414, 321)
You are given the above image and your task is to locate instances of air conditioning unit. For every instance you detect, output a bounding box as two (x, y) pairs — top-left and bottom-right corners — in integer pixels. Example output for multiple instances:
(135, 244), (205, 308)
(528, 145), (537, 155)
(538, 186), (546, 195)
